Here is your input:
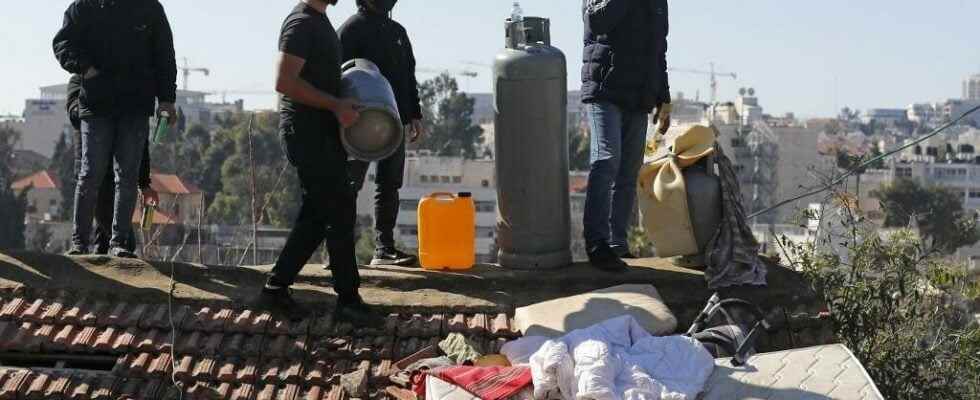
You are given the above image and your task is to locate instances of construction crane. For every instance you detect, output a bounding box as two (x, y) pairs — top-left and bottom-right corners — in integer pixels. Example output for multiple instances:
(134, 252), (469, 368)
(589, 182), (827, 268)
(180, 57), (210, 91)
(668, 63), (737, 104)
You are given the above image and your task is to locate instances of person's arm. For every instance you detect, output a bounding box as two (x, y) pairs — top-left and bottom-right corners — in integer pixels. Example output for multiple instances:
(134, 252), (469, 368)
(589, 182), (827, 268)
(584, 0), (632, 35)
(276, 53), (359, 128)
(277, 18), (358, 127)
(403, 29), (425, 141)
(66, 75), (82, 131)
(52, 2), (94, 75)
(151, 2), (178, 116)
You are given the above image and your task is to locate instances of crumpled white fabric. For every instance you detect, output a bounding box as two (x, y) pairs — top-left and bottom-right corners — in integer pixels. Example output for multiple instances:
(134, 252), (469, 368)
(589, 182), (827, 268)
(528, 315), (714, 400)
(502, 336), (551, 365)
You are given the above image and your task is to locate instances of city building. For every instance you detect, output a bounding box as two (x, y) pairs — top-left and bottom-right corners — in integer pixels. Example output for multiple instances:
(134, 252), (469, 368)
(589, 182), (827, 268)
(943, 99), (980, 126)
(964, 74), (980, 101)
(862, 108), (909, 125)
(17, 84), (244, 158)
(907, 102), (941, 125)
(11, 170), (63, 221)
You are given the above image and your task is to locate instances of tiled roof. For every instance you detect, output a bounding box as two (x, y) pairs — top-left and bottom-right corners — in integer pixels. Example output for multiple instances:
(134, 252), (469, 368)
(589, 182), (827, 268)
(11, 170), (60, 191)
(0, 291), (520, 399)
(131, 207), (178, 225)
(150, 173), (201, 195)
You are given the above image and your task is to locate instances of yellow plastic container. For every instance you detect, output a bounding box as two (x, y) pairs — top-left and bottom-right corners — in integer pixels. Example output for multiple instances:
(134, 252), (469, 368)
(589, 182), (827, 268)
(418, 192), (476, 270)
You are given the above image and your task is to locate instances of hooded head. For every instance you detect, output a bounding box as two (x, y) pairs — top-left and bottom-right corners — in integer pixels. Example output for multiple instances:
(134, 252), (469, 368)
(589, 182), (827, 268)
(357, 0), (397, 14)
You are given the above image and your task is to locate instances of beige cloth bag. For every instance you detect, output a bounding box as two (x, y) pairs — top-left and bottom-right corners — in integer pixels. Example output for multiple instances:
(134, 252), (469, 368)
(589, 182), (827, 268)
(637, 125), (717, 257)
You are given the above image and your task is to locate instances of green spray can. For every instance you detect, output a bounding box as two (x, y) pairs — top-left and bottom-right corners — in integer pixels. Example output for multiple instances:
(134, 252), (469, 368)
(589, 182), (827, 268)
(153, 111), (171, 143)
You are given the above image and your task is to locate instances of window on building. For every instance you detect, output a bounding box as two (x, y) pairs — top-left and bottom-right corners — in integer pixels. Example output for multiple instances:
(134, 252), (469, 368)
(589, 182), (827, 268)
(970, 191), (980, 199)
(482, 179), (490, 188)
(476, 227), (495, 238)
(441, 176), (450, 183)
(49, 199), (57, 206)
(420, 175), (428, 183)
(453, 176), (462, 184)
(400, 200), (418, 211)
(896, 167), (912, 177)
(430, 175), (439, 183)
(475, 201), (495, 213)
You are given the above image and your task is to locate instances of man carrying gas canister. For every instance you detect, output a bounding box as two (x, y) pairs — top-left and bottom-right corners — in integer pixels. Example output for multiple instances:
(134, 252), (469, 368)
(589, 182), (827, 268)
(339, 0), (426, 267)
(581, 0), (672, 271)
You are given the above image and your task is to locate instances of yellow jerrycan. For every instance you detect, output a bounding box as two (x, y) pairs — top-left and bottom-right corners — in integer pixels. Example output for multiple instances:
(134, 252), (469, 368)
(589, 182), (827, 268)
(418, 192), (476, 270)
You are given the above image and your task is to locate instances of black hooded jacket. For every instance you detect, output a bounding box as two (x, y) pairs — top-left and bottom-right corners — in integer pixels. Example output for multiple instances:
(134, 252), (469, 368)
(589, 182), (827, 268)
(53, 0), (178, 119)
(581, 0), (670, 112)
(338, 7), (423, 124)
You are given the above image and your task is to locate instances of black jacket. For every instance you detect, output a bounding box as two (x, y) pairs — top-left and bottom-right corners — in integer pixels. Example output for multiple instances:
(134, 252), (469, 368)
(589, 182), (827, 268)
(338, 9), (423, 124)
(53, 0), (178, 119)
(581, 0), (670, 112)
(67, 75), (152, 189)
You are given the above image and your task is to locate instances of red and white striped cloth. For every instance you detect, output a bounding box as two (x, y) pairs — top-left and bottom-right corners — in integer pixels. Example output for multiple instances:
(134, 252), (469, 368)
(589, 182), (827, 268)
(427, 366), (532, 400)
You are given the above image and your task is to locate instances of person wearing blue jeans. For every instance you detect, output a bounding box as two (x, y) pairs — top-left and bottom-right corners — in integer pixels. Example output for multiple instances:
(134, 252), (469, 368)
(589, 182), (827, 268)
(581, 0), (672, 271)
(53, 0), (177, 258)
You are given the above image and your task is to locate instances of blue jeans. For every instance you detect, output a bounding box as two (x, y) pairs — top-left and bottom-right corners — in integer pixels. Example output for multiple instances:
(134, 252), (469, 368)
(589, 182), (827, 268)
(583, 101), (649, 253)
(72, 116), (148, 251)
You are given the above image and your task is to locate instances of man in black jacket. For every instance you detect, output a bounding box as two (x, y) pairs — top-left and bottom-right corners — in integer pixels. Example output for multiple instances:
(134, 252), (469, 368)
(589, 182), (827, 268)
(66, 75), (157, 255)
(53, 0), (177, 258)
(339, 0), (425, 267)
(581, 0), (672, 271)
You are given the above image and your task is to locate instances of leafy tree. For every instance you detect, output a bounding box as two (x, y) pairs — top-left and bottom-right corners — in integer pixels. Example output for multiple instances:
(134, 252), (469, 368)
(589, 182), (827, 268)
(0, 126), (27, 249)
(873, 179), (980, 253)
(207, 112), (300, 228)
(780, 198), (980, 399)
(50, 131), (77, 220)
(417, 73), (484, 159)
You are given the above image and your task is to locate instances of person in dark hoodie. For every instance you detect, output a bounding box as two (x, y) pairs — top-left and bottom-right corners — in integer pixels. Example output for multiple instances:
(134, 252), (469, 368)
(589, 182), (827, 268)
(339, 0), (425, 267)
(66, 75), (157, 255)
(581, 0), (672, 271)
(53, 0), (177, 258)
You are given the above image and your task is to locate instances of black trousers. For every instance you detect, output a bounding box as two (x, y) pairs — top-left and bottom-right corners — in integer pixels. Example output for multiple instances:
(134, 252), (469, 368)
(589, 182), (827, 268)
(270, 123), (360, 303)
(348, 140), (405, 250)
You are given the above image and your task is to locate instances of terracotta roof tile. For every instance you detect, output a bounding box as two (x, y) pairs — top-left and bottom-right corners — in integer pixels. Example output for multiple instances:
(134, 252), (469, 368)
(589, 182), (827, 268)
(20, 298), (46, 322)
(25, 371), (50, 399)
(446, 313), (467, 333)
(71, 326), (98, 350)
(0, 293), (529, 399)
(0, 298), (27, 320)
(43, 371), (72, 399)
(147, 353), (173, 379)
(173, 355), (194, 382)
(1, 369), (33, 400)
(191, 357), (217, 381)
(217, 358), (239, 383)
(230, 383), (256, 400)
(236, 358), (260, 385)
(39, 298), (68, 324)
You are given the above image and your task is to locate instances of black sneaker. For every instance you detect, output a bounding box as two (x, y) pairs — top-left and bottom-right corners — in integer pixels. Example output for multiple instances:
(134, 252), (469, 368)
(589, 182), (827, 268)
(587, 245), (629, 272)
(610, 246), (638, 259)
(370, 247), (418, 267)
(65, 246), (87, 256)
(254, 286), (309, 321)
(334, 299), (385, 327)
(109, 247), (138, 259)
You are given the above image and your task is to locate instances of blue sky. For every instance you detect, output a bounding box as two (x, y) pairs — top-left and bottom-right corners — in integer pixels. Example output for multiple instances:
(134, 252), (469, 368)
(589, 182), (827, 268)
(2, 0), (978, 117)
